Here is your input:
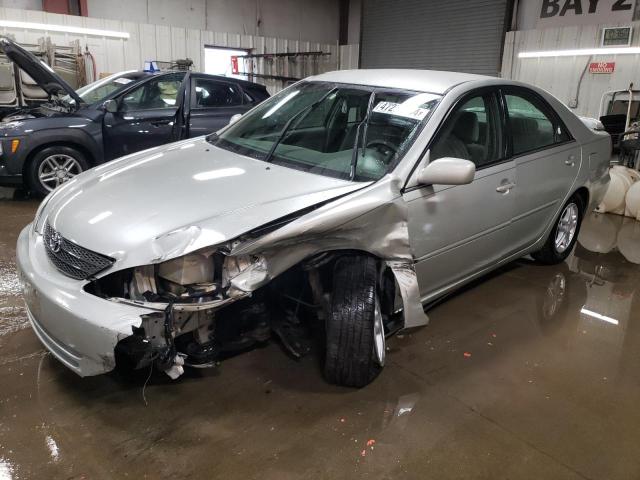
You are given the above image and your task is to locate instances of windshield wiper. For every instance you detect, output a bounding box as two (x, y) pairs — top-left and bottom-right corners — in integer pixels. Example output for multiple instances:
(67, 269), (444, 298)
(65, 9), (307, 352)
(263, 87), (338, 163)
(349, 92), (376, 181)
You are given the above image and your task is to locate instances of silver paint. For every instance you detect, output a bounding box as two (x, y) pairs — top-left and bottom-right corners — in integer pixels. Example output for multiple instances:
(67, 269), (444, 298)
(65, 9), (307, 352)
(17, 70), (612, 376)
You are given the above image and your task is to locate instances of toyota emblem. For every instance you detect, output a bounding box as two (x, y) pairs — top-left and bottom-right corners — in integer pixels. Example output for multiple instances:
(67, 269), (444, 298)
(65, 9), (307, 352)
(49, 231), (62, 253)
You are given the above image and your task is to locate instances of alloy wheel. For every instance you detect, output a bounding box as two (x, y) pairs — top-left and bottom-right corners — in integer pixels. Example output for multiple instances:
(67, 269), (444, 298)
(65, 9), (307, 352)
(373, 296), (385, 367)
(554, 202), (579, 254)
(37, 154), (83, 192)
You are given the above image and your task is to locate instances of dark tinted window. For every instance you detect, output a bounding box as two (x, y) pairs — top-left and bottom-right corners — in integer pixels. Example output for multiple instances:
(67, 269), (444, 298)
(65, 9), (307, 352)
(505, 92), (570, 155)
(194, 79), (242, 107)
(431, 93), (502, 168)
(120, 73), (184, 111)
(243, 86), (269, 103)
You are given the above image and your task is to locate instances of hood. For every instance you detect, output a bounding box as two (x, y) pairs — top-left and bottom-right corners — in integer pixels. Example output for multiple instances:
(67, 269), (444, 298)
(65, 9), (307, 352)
(0, 36), (82, 105)
(45, 138), (369, 268)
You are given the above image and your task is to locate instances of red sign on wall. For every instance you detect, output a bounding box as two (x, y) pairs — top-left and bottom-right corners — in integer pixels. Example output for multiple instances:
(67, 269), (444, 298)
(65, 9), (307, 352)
(589, 62), (615, 74)
(231, 56), (239, 75)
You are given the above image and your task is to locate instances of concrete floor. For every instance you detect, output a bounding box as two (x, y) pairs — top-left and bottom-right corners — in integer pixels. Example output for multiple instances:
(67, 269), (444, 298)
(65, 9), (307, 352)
(1, 187), (640, 480)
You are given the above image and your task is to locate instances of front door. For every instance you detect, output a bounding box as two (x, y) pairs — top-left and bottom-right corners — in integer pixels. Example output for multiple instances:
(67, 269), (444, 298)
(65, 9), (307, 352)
(405, 90), (517, 300)
(502, 87), (581, 249)
(103, 72), (185, 159)
(187, 77), (250, 137)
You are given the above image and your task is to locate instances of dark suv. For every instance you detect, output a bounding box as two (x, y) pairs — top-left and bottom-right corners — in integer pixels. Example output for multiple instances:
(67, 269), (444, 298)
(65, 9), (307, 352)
(0, 37), (268, 195)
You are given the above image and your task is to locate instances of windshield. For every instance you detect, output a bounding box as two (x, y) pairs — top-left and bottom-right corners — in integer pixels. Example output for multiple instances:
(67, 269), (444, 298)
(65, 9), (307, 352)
(209, 81), (441, 181)
(63, 71), (140, 105)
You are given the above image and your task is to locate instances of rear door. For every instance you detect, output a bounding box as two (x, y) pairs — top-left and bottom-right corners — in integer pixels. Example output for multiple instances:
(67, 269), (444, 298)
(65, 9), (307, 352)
(186, 76), (251, 137)
(103, 72), (185, 158)
(501, 87), (580, 250)
(405, 89), (518, 300)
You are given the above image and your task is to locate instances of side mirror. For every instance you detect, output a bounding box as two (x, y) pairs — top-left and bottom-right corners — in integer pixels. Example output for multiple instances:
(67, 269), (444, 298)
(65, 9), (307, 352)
(102, 99), (118, 113)
(417, 157), (476, 186)
(228, 113), (242, 126)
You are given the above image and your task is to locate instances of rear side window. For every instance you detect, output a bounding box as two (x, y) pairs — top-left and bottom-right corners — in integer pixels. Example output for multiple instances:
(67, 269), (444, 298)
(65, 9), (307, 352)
(193, 79), (242, 107)
(504, 92), (571, 156)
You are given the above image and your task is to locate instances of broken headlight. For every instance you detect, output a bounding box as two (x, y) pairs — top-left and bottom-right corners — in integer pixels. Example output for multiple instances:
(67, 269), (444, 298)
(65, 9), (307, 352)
(122, 250), (266, 303)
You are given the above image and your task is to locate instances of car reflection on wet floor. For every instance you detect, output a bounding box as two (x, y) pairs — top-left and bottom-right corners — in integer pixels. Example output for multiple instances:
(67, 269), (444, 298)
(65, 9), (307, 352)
(1, 192), (640, 479)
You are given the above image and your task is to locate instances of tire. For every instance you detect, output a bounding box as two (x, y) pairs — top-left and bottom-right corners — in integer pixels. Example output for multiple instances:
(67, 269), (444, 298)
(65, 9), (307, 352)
(324, 255), (385, 388)
(27, 146), (89, 196)
(532, 193), (585, 265)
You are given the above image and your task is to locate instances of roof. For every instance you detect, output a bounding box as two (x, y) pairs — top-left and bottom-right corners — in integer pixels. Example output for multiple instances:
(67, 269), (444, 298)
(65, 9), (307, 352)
(308, 69), (493, 95)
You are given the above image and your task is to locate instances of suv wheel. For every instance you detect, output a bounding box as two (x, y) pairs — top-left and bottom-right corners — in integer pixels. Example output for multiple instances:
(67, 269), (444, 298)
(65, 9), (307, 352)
(27, 146), (88, 196)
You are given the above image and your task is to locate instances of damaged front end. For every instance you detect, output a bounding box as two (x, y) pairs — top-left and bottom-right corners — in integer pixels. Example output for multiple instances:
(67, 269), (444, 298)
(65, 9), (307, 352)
(83, 176), (429, 380)
(85, 244), (274, 378)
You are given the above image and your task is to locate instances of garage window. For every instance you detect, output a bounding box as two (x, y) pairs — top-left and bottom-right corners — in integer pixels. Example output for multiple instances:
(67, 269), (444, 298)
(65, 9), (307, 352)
(193, 79), (243, 108)
(505, 92), (571, 156)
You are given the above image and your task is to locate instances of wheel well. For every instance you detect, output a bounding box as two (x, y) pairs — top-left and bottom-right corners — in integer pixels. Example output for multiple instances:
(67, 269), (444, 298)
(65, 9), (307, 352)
(22, 141), (95, 178)
(573, 187), (590, 212)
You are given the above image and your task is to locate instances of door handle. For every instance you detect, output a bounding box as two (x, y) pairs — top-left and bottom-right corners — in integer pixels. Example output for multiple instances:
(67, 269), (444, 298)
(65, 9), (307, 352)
(151, 119), (172, 126)
(496, 182), (516, 194)
(565, 155), (576, 166)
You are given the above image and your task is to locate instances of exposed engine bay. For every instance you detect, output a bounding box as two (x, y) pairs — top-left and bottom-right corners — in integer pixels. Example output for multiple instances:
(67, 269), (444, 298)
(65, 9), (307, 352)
(85, 246), (404, 380)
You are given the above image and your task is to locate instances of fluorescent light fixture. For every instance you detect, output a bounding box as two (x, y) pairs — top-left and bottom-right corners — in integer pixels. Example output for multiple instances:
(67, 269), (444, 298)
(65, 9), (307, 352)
(0, 20), (129, 39)
(519, 47), (640, 58)
(262, 90), (300, 119)
(580, 307), (619, 325)
(88, 211), (112, 225)
(193, 167), (245, 181)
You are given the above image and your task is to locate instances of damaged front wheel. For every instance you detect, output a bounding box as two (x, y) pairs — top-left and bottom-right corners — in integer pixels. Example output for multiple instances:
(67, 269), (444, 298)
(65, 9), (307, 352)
(324, 255), (384, 388)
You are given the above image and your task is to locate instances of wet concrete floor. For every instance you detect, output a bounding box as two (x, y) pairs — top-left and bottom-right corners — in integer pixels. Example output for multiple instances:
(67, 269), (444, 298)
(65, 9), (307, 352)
(1, 187), (640, 479)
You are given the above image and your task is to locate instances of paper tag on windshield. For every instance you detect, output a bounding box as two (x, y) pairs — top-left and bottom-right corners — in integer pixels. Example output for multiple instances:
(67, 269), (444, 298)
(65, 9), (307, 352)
(373, 101), (429, 121)
(114, 77), (133, 85)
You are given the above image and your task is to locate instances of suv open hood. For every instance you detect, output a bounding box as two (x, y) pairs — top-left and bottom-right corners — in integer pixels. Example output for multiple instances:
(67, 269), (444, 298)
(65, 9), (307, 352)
(0, 36), (83, 105)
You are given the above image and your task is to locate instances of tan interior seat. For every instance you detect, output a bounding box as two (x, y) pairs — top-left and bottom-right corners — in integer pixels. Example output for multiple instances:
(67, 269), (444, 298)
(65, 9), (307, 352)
(19, 69), (48, 100)
(0, 62), (17, 106)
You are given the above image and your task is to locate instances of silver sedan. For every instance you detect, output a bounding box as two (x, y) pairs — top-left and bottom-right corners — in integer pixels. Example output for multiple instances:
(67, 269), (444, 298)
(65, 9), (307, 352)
(17, 69), (611, 387)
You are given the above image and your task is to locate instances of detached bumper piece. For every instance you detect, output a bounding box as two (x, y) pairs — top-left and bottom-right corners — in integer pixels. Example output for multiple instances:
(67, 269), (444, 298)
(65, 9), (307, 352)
(44, 222), (114, 279)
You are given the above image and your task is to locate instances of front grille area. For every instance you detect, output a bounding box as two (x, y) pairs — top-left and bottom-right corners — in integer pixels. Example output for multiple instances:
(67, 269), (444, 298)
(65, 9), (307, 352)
(43, 222), (115, 280)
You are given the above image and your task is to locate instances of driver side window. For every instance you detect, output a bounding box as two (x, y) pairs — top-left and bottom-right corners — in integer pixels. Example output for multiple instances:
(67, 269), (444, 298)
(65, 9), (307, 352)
(120, 74), (184, 111)
(431, 93), (502, 169)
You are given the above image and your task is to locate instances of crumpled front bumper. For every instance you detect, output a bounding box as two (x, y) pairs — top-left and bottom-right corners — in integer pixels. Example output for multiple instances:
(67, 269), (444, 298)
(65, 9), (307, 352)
(16, 224), (155, 376)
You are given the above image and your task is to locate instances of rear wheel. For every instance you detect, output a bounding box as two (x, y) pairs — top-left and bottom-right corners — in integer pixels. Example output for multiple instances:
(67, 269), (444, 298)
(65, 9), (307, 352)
(324, 255), (385, 388)
(27, 146), (88, 196)
(532, 193), (585, 265)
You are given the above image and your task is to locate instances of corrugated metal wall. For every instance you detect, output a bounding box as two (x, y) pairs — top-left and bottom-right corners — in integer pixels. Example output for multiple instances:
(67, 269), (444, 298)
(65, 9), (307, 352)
(502, 21), (640, 118)
(0, 6), (341, 93)
(359, 0), (510, 76)
(338, 43), (359, 70)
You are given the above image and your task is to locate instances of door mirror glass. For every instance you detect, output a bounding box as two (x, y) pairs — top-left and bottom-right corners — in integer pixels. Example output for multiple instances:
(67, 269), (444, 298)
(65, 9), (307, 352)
(228, 113), (242, 126)
(417, 157), (476, 186)
(102, 99), (118, 113)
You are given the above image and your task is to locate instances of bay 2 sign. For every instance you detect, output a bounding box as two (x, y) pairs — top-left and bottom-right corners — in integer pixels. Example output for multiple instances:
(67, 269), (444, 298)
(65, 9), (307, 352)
(538, 0), (636, 28)
(589, 62), (615, 74)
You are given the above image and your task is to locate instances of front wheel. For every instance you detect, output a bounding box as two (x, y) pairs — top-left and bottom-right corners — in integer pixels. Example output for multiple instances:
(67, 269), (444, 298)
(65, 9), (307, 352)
(532, 193), (585, 265)
(27, 146), (89, 196)
(324, 255), (385, 388)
